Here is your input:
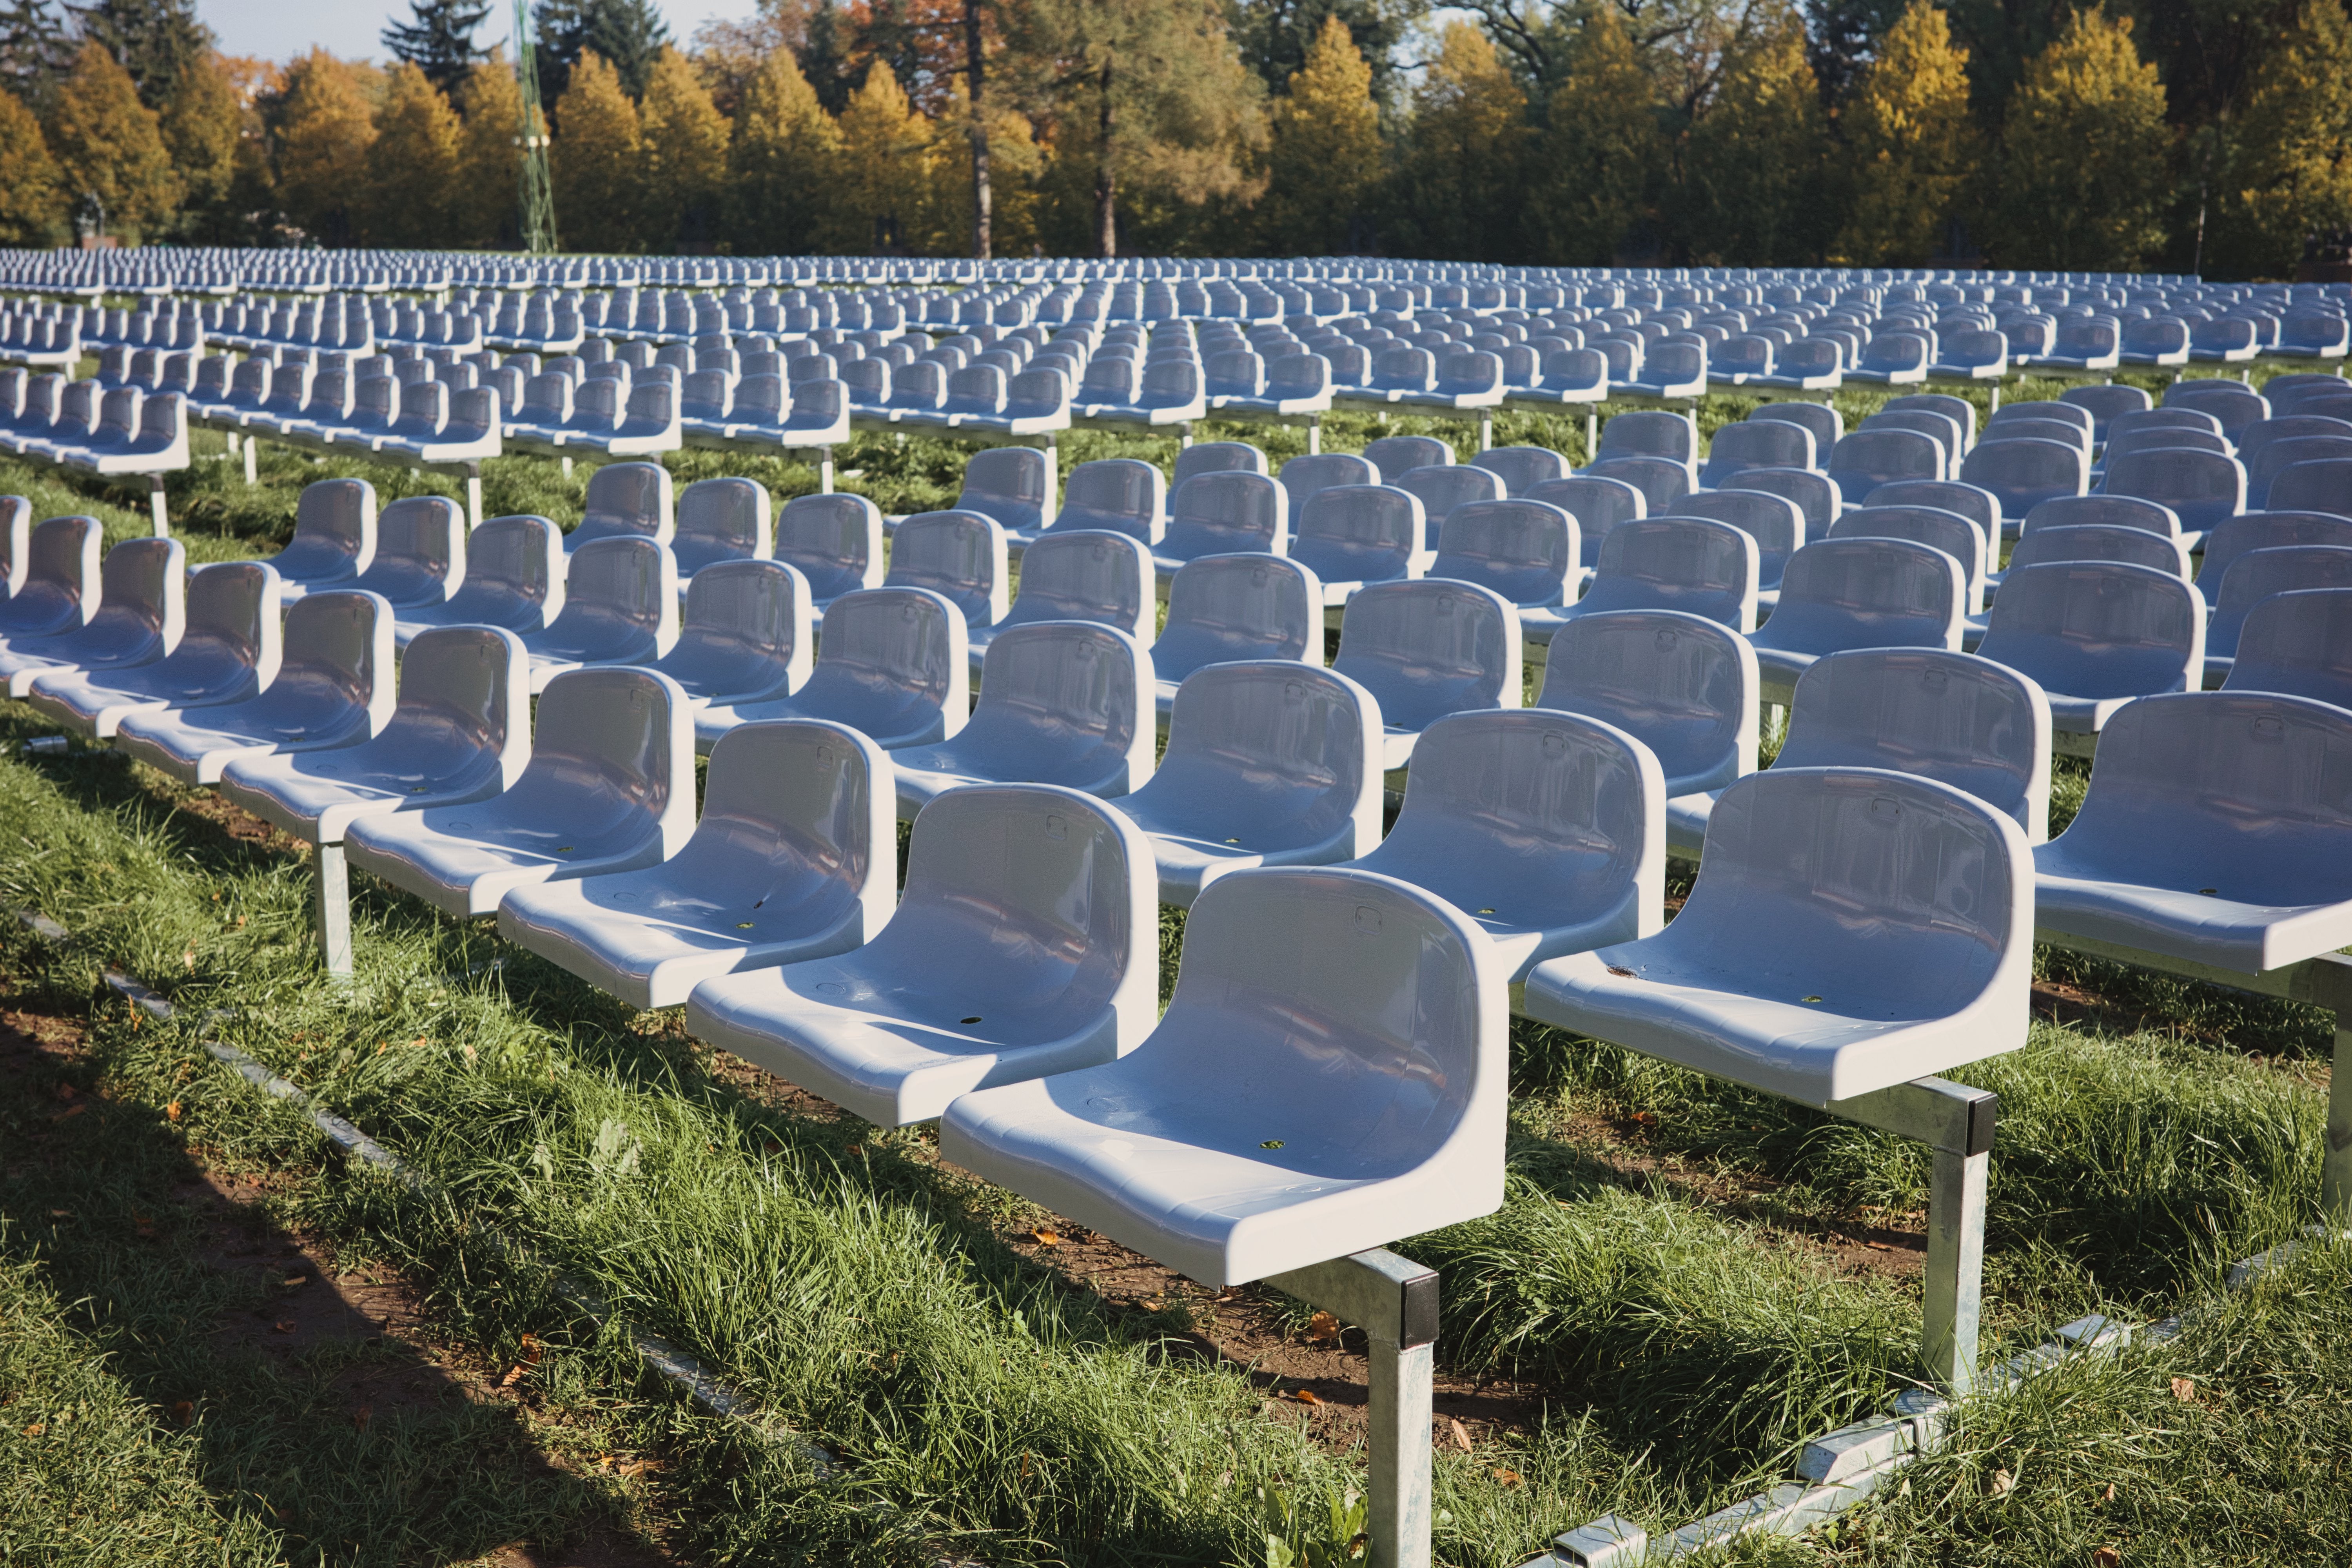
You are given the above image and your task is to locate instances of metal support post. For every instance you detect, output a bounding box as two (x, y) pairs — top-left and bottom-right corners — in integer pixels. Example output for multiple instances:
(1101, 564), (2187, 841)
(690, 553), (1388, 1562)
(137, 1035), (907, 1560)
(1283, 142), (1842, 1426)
(463, 465), (483, 530)
(1037, 434), (1060, 517)
(560, 454), (573, 479)
(1307, 412), (1322, 455)
(147, 475), (169, 536)
(314, 841), (354, 980)
(242, 432), (258, 485)
(1988, 383), (2002, 413)
(1178, 421), (1195, 450)
(816, 445), (835, 494)
(2328, 1002), (2352, 1216)
(1477, 410), (1493, 452)
(1826, 1076), (1998, 1393)
(1263, 1249), (1438, 1568)
(1584, 411), (1599, 466)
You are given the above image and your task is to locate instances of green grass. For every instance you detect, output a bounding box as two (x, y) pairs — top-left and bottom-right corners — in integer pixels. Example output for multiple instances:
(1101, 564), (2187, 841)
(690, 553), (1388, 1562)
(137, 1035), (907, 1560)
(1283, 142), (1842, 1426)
(2, 364), (2346, 1564)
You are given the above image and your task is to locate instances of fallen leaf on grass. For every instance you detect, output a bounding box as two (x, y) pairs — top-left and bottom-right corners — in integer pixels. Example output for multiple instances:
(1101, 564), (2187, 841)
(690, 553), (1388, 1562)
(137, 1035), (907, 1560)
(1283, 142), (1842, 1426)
(2100, 1483), (2116, 1504)
(1447, 1418), (1473, 1452)
(272, 1321), (296, 1334)
(1306, 1310), (1341, 1345)
(47, 1209), (71, 1219)
(352, 1406), (371, 1432)
(2092, 1550), (2121, 1567)
(1031, 1228), (1062, 1247)
(165, 1102), (181, 1122)
(281, 1275), (307, 1288)
(21, 1423), (45, 1437)
(51, 1103), (86, 1122)
(170, 1401), (193, 1425)
(1289, 1388), (1321, 1406)
(2171, 1377), (2197, 1403)
(1991, 1468), (2014, 1495)
(54, 1083), (76, 1100)
(1493, 1467), (1522, 1487)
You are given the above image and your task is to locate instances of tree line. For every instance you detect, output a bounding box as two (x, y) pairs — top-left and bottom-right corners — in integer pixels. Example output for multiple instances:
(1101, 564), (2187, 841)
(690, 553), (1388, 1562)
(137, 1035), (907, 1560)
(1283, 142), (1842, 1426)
(0, 0), (2347, 279)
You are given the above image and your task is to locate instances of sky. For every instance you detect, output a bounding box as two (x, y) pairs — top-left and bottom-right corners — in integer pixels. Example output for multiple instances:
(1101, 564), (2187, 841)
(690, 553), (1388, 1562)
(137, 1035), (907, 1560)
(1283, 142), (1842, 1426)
(195, 0), (766, 65)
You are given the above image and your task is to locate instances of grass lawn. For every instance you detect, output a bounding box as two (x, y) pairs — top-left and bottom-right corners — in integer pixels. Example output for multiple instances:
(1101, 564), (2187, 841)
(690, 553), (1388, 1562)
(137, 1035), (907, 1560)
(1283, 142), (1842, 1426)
(0, 368), (2347, 1566)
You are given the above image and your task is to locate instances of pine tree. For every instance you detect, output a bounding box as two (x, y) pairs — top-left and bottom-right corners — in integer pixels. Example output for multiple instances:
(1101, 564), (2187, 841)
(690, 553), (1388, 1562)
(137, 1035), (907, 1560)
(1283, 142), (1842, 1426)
(0, 84), (62, 243)
(1981, 6), (2168, 270)
(1535, 6), (1662, 265)
(827, 63), (935, 253)
(1683, 5), (1829, 265)
(44, 37), (180, 241)
(637, 46), (730, 249)
(1257, 14), (1381, 254)
(366, 60), (462, 245)
(1833, 0), (1974, 266)
(534, 0), (670, 105)
(454, 51), (525, 247)
(382, 0), (491, 98)
(727, 44), (841, 254)
(1234, 0), (1418, 107)
(0, 0), (71, 104)
(76, 0), (210, 108)
(1382, 20), (1528, 262)
(551, 49), (644, 250)
(275, 48), (378, 246)
(2211, 0), (2352, 278)
(158, 47), (240, 236)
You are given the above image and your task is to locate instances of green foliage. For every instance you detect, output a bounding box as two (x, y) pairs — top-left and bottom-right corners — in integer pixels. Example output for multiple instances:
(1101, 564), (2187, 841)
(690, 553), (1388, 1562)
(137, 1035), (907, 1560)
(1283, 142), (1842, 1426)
(1532, 6), (1661, 266)
(1383, 20), (1530, 262)
(381, 0), (492, 97)
(2208, 0), (2352, 279)
(1257, 14), (1384, 254)
(1980, 5), (2171, 270)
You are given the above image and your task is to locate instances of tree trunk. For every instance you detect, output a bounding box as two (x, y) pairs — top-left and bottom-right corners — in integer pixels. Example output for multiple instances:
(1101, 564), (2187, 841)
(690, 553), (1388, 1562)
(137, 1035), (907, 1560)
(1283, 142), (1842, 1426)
(1094, 52), (1117, 259)
(965, 0), (990, 259)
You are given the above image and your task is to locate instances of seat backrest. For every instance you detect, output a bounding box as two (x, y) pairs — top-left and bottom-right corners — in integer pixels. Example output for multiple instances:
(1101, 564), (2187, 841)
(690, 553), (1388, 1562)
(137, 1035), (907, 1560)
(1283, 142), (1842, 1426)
(2021, 493), (2181, 538)
(2056, 690), (2352, 892)
(1534, 608), (1757, 791)
(884, 509), (1009, 627)
(523, 665), (695, 843)
(1470, 445), (1568, 493)
(86, 535), (185, 647)
(675, 557), (810, 673)
(579, 461), (675, 545)
(964, 620), (1152, 779)
(454, 513), (565, 616)
(1154, 554), (1322, 679)
(1858, 479), (1996, 541)
(2250, 436), (2352, 506)
(1279, 451), (1377, 516)
(2239, 415), (2352, 475)
(1394, 463), (1503, 530)
(1361, 434), (1452, 483)
(1001, 529), (1151, 638)
(958, 445), (1051, 534)
(1578, 516), (1759, 632)
(1289, 484), (1424, 587)
(556, 535), (678, 642)
(2267, 457), (2352, 519)
(1783, 648), (2049, 836)
(361, 495), (466, 599)
(695, 717), (893, 935)
(180, 560), (282, 684)
(1430, 499), (1576, 607)
(1595, 410), (1698, 470)
(1761, 536), (1965, 654)
(276, 587), (395, 721)
(892, 781), (1155, 1029)
(673, 476), (771, 573)
(1828, 428), (1945, 502)
(2108, 407), (2223, 449)
(1861, 409), (1959, 470)
(2167, 385), (2269, 439)
(2197, 512), (2352, 604)
(1151, 660), (1379, 844)
(1052, 459), (1163, 544)
(281, 477), (377, 578)
(2101, 447), (2246, 530)
(1672, 490), (1806, 590)
(804, 586), (967, 726)
(2008, 522), (2190, 579)
(1675, 766), (2028, 1022)
(13, 515), (103, 627)
(1978, 560), (2205, 697)
(2210, 545), (2352, 655)
(1831, 504), (1985, 593)
(2102, 425), (2229, 466)
(1582, 456), (1690, 517)
(774, 492), (883, 601)
(1721, 469), (1840, 539)
(1332, 579), (1520, 732)
(2060, 381), (2153, 436)
(1751, 400), (1842, 450)
(1957, 437), (2090, 520)
(1164, 469), (1287, 559)
(1702, 420), (1814, 482)
(0, 496), (26, 597)
(2223, 588), (2352, 707)
(383, 624), (532, 783)
(1174, 441), (1269, 487)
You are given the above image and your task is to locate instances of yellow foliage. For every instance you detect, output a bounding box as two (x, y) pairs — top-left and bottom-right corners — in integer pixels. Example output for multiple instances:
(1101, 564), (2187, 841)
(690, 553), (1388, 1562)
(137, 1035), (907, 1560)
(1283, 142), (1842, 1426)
(1259, 15), (1382, 254)
(454, 54), (526, 248)
(45, 38), (180, 242)
(1833, 1), (1973, 266)
(639, 47), (731, 249)
(1985, 6), (2167, 269)
(367, 62), (462, 247)
(553, 51), (644, 253)
(277, 50), (378, 246)
(728, 46), (841, 255)
(2213, 0), (2352, 278)
(1537, 7), (1661, 265)
(0, 89), (62, 244)
(828, 67), (936, 254)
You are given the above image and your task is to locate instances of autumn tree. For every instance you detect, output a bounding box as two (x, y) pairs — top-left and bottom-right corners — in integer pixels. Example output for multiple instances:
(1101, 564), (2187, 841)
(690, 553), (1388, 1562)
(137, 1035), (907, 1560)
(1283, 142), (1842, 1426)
(1019, 0), (1266, 258)
(1256, 14), (1381, 254)
(1981, 6), (2168, 270)
(826, 64), (936, 252)
(933, 72), (1043, 257)
(1383, 20), (1528, 262)
(44, 38), (179, 241)
(366, 60), (463, 245)
(1833, 0), (1974, 266)
(77, 0), (210, 106)
(1683, 5), (1829, 265)
(2209, 0), (2352, 278)
(454, 52), (525, 247)
(1234, 0), (1420, 106)
(727, 44), (842, 254)
(552, 49), (644, 250)
(275, 49), (378, 245)
(534, 0), (671, 103)
(159, 48), (241, 236)
(0, 86), (62, 243)
(637, 47), (730, 249)
(1534, 6), (1662, 265)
